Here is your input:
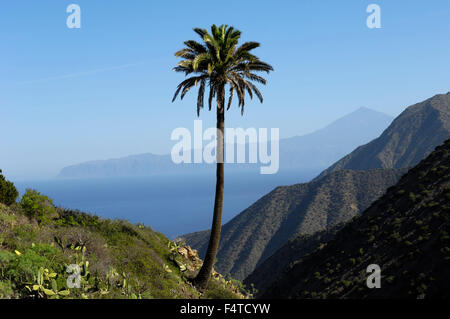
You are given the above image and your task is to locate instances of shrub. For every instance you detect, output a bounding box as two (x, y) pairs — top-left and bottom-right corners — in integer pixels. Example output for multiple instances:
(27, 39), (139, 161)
(0, 170), (18, 206)
(20, 189), (57, 224)
(201, 279), (239, 299)
(55, 209), (100, 228)
(0, 281), (14, 298)
(6, 247), (52, 282)
(0, 250), (15, 277)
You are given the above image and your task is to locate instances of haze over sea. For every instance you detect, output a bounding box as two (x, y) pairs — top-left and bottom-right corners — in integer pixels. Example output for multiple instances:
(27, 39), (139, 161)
(14, 170), (318, 238)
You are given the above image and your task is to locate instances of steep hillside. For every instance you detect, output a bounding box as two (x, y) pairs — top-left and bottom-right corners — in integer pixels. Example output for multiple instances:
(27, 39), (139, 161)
(318, 92), (450, 178)
(181, 168), (405, 280)
(244, 225), (344, 297)
(0, 195), (248, 299)
(260, 140), (450, 299)
(58, 108), (392, 179)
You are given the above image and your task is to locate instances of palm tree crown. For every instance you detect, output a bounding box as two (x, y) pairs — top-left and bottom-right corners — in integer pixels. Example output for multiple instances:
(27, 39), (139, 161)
(172, 24), (273, 115)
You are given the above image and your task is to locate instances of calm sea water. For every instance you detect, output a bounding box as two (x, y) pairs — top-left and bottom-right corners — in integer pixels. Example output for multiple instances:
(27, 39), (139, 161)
(14, 170), (318, 238)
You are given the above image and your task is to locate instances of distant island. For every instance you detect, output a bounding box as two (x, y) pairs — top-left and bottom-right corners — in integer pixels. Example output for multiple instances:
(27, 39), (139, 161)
(57, 107), (393, 179)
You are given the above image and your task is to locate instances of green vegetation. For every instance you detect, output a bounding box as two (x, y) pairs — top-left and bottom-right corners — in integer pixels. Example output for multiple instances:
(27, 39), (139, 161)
(0, 170), (18, 206)
(20, 189), (57, 224)
(0, 189), (249, 299)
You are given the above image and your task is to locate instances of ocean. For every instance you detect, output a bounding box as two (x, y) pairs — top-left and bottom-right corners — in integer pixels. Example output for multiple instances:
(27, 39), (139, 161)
(14, 170), (318, 238)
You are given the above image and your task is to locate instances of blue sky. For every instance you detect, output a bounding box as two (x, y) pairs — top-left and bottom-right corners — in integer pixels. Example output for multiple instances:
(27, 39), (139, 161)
(1, 0), (450, 180)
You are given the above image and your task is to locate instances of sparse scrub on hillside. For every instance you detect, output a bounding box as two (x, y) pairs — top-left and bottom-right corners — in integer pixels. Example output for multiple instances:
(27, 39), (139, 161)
(0, 193), (249, 299)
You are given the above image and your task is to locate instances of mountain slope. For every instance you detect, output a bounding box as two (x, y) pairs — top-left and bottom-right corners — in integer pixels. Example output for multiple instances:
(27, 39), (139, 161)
(180, 168), (405, 280)
(244, 225), (344, 297)
(0, 200), (247, 299)
(57, 108), (392, 179)
(260, 139), (450, 299)
(318, 92), (450, 178)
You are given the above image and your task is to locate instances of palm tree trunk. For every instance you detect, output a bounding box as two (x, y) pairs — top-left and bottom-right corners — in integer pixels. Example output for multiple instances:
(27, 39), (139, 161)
(192, 86), (225, 292)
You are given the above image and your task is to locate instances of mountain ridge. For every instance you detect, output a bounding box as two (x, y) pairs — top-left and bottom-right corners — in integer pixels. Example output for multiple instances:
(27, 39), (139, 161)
(317, 92), (450, 178)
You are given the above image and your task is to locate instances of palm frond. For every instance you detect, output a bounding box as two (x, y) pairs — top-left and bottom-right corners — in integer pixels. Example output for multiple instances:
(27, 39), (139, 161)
(197, 79), (206, 116)
(174, 48), (196, 59)
(235, 41), (260, 56)
(193, 52), (211, 71)
(227, 86), (234, 110)
(172, 77), (194, 102)
(208, 82), (215, 111)
(242, 72), (267, 85)
(247, 61), (274, 73)
(193, 28), (207, 40)
(183, 40), (207, 54)
(245, 81), (263, 103)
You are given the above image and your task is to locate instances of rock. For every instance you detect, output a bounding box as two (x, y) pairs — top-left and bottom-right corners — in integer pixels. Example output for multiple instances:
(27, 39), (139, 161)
(178, 247), (188, 258)
(186, 246), (198, 259)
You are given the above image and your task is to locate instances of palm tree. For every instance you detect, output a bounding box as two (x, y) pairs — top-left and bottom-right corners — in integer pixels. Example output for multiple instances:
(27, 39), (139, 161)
(172, 24), (273, 291)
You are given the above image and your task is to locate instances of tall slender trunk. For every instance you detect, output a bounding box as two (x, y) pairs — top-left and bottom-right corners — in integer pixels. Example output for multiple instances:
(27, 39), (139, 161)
(193, 85), (225, 292)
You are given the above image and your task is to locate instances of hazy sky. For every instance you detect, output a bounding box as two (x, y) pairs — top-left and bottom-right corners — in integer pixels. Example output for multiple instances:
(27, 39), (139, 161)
(1, 0), (450, 180)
